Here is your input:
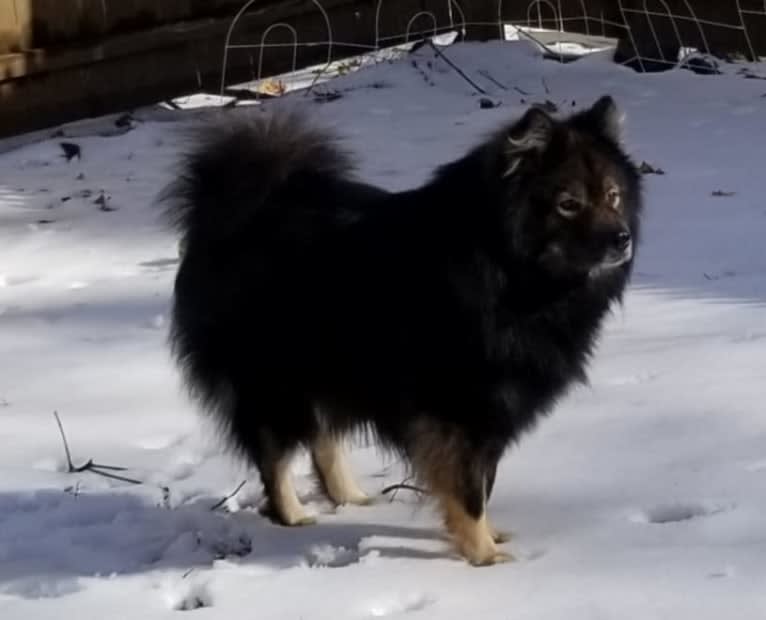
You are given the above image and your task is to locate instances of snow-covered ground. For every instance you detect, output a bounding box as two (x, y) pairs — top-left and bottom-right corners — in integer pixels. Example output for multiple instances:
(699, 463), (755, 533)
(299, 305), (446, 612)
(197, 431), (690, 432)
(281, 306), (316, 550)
(1, 41), (765, 619)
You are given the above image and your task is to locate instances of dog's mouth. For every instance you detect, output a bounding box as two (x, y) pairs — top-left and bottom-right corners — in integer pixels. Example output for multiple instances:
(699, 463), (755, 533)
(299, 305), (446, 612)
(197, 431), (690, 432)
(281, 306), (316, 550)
(589, 241), (633, 278)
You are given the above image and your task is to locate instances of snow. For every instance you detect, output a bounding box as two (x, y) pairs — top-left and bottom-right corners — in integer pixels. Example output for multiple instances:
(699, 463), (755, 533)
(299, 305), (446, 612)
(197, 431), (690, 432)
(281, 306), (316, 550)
(1, 40), (766, 618)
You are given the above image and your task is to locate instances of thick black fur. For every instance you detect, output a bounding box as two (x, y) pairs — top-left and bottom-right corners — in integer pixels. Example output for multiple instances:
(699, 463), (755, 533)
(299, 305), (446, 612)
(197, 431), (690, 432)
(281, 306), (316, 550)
(164, 99), (642, 527)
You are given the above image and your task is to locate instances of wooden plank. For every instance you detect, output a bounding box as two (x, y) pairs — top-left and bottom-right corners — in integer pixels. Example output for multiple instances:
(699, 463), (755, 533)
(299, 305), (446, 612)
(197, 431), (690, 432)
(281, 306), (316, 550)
(0, 0), (30, 54)
(21, 0), (340, 48)
(22, 0), (259, 47)
(0, 17), (230, 81)
(1, 0), (359, 80)
(0, 0), (383, 137)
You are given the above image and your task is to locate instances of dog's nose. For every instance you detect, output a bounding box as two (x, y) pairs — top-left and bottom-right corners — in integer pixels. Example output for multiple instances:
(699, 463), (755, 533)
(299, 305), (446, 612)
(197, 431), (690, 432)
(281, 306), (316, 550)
(614, 230), (631, 251)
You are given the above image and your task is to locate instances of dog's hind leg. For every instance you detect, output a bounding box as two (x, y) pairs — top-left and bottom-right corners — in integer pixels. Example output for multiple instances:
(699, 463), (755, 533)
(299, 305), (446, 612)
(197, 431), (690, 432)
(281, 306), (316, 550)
(263, 451), (316, 526)
(484, 462), (511, 544)
(230, 389), (318, 526)
(311, 434), (371, 506)
(249, 428), (316, 527)
(410, 425), (512, 566)
(438, 491), (509, 566)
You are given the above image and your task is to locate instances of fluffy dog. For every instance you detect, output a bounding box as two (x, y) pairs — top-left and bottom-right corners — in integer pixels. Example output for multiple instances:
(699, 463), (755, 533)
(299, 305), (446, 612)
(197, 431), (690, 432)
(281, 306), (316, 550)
(164, 97), (642, 565)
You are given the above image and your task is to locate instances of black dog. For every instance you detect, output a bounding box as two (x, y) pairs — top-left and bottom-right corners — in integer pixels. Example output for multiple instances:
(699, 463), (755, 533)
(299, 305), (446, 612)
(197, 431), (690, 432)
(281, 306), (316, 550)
(164, 97), (642, 565)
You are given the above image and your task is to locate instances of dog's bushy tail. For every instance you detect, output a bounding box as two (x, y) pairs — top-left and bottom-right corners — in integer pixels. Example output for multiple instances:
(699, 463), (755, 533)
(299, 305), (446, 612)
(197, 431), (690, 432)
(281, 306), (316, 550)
(161, 110), (353, 242)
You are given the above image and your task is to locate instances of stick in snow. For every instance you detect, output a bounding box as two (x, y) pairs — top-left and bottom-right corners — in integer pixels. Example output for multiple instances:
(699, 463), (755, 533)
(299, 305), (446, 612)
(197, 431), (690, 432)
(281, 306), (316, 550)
(53, 411), (143, 485)
(210, 480), (248, 511)
(477, 69), (531, 96)
(381, 479), (428, 502)
(426, 41), (487, 95)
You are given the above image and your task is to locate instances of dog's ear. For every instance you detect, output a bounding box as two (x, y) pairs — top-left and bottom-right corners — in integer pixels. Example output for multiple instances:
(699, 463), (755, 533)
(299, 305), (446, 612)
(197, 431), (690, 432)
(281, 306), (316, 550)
(503, 106), (554, 177)
(583, 95), (623, 143)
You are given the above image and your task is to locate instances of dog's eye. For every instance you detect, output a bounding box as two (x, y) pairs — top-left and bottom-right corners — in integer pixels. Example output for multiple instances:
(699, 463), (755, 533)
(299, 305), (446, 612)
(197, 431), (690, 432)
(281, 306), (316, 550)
(557, 199), (582, 218)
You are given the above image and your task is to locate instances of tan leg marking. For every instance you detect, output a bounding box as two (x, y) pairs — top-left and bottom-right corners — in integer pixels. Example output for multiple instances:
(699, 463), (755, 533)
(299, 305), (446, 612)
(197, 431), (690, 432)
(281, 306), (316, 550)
(271, 454), (316, 526)
(406, 418), (513, 565)
(312, 435), (371, 506)
(440, 493), (514, 566)
(488, 521), (512, 544)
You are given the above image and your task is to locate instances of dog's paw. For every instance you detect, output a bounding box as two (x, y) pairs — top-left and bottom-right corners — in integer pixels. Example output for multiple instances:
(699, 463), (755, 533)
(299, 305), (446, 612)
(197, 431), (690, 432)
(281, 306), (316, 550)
(259, 502), (316, 526)
(491, 529), (513, 544)
(342, 492), (374, 507)
(469, 550), (515, 567)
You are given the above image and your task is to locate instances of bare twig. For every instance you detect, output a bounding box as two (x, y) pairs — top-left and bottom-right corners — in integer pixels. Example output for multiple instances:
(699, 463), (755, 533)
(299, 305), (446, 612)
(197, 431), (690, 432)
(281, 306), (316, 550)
(52, 411), (142, 485)
(381, 481), (428, 503)
(426, 40), (486, 94)
(304, 62), (334, 97)
(64, 481), (82, 498)
(639, 161), (666, 175)
(89, 463), (128, 471)
(512, 28), (561, 60)
(161, 486), (172, 509)
(476, 69), (532, 97)
(542, 77), (551, 95)
(477, 69), (508, 91)
(53, 410), (76, 471)
(71, 459), (95, 473)
(210, 480), (248, 511)
(89, 469), (143, 485)
(381, 483), (427, 495)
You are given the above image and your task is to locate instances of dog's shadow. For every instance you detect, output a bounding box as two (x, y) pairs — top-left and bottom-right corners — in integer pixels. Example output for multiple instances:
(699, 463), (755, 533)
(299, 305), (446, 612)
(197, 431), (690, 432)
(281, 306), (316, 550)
(237, 511), (452, 569)
(0, 490), (449, 600)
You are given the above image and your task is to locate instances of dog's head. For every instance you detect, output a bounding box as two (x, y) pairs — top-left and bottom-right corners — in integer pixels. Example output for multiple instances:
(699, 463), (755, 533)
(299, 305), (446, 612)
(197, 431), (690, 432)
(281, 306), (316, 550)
(501, 96), (642, 282)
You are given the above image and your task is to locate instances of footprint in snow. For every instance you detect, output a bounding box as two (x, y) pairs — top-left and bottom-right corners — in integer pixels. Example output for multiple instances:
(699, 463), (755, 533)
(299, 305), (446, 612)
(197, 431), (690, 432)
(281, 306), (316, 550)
(306, 543), (360, 568)
(366, 593), (434, 617)
(163, 577), (213, 611)
(632, 501), (731, 524)
(0, 274), (40, 287)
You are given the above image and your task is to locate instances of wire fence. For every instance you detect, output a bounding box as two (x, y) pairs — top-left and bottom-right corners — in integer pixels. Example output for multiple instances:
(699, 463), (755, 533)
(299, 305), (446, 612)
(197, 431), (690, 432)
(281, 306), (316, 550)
(220, 0), (766, 94)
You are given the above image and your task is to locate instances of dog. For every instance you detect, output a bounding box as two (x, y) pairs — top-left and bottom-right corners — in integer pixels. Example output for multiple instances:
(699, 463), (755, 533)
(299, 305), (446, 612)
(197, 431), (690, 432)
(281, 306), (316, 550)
(163, 96), (642, 566)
